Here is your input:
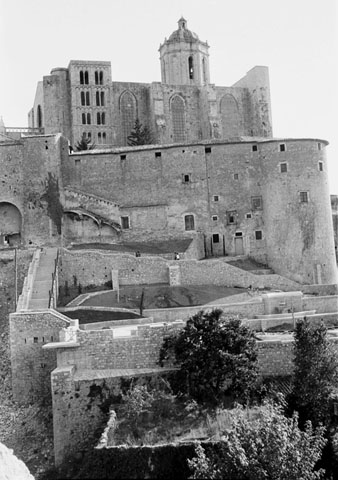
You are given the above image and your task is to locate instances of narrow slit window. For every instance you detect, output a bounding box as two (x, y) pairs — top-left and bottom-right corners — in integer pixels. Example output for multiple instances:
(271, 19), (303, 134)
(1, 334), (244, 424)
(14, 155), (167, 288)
(84, 71), (89, 85)
(81, 91), (85, 106)
(99, 71), (103, 85)
(96, 91), (100, 106)
(87, 113), (91, 125)
(101, 112), (105, 125)
(101, 91), (105, 106)
(80, 71), (84, 84)
(97, 112), (101, 125)
(318, 162), (323, 171)
(188, 56), (194, 80)
(318, 143), (322, 150)
(102, 132), (106, 142)
(86, 91), (90, 106)
(95, 71), (99, 85)
(82, 113), (86, 124)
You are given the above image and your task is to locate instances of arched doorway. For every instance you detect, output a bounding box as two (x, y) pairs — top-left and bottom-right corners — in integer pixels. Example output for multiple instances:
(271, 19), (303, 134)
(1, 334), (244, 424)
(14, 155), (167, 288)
(0, 202), (22, 247)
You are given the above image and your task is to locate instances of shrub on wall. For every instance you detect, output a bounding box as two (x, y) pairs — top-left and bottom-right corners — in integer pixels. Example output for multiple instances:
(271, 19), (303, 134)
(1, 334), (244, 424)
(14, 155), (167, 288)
(159, 309), (258, 405)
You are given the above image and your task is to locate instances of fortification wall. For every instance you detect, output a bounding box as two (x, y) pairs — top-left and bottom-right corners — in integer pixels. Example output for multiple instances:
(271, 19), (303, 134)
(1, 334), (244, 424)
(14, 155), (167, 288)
(59, 249), (169, 287)
(10, 310), (70, 403)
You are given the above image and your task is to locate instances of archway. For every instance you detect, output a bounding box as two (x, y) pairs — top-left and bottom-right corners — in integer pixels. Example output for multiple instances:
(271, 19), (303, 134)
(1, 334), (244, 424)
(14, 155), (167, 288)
(0, 202), (22, 247)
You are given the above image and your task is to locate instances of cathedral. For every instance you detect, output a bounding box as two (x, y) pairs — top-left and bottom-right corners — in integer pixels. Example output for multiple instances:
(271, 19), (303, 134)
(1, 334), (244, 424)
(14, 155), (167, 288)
(28, 17), (272, 147)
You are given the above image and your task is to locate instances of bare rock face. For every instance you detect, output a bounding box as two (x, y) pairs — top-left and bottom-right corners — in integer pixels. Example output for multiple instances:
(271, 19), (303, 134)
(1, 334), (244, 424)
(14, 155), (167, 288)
(0, 442), (35, 480)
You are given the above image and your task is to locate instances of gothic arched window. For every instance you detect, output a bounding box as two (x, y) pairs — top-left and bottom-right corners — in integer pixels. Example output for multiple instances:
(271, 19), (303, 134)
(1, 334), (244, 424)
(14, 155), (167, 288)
(171, 95), (186, 143)
(220, 94), (240, 138)
(120, 91), (137, 145)
(37, 105), (43, 128)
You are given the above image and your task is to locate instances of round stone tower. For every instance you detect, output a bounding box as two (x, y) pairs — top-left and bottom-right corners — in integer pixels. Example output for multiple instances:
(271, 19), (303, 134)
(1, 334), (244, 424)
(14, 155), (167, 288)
(159, 17), (210, 86)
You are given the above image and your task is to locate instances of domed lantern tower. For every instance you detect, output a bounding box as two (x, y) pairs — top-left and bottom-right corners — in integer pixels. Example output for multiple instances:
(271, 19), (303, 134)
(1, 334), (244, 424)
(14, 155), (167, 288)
(159, 17), (210, 86)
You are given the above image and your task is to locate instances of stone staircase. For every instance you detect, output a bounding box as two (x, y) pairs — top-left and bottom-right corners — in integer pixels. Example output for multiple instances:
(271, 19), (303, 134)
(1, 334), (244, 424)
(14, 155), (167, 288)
(28, 247), (58, 310)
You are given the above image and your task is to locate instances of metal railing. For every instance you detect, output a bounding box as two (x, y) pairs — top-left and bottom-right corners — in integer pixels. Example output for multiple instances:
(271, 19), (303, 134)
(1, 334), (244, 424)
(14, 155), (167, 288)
(48, 249), (59, 309)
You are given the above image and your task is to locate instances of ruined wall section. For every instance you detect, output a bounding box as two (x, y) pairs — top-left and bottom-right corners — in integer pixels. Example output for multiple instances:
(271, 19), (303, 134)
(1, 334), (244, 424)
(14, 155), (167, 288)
(43, 69), (72, 141)
(232, 66), (273, 137)
(9, 310), (70, 403)
(21, 135), (68, 246)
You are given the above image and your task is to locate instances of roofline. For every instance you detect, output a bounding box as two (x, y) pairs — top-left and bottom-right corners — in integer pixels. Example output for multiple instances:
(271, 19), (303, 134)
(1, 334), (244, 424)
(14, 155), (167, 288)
(72, 137), (329, 156)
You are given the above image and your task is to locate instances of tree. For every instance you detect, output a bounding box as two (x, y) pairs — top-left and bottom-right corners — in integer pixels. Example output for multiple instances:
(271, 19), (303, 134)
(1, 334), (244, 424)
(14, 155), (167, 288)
(75, 133), (96, 151)
(188, 400), (327, 480)
(289, 318), (338, 428)
(159, 309), (258, 404)
(127, 118), (153, 146)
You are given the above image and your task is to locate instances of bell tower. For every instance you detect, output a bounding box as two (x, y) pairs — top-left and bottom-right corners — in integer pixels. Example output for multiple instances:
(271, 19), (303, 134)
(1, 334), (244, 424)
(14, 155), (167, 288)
(159, 17), (210, 86)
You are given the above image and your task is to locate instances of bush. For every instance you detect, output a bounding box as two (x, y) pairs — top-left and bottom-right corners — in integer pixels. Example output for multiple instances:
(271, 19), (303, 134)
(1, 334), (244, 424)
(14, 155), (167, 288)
(188, 399), (327, 480)
(159, 310), (258, 405)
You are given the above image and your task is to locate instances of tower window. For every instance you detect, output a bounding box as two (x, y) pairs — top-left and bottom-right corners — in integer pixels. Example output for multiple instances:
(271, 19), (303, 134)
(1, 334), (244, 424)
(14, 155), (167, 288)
(246, 213), (252, 219)
(101, 91), (105, 106)
(99, 71), (103, 85)
(81, 91), (85, 106)
(234, 173), (239, 180)
(318, 143), (322, 150)
(184, 214), (195, 231)
(80, 71), (84, 84)
(235, 232), (243, 237)
(120, 154), (126, 160)
(95, 71), (99, 85)
(182, 174), (191, 183)
(300, 191), (309, 203)
(121, 216), (130, 229)
(86, 92), (90, 106)
(87, 113), (91, 125)
(212, 234), (220, 243)
(82, 113), (86, 124)
(251, 196), (262, 210)
(33, 337), (38, 343)
(279, 143), (286, 152)
(188, 56), (194, 80)
(212, 215), (218, 221)
(252, 145), (258, 152)
(103, 132), (106, 142)
(84, 71), (89, 85)
(318, 162), (323, 171)
(155, 152), (161, 158)
(213, 195), (219, 202)
(280, 163), (287, 173)
(255, 230), (262, 240)
(205, 147), (211, 154)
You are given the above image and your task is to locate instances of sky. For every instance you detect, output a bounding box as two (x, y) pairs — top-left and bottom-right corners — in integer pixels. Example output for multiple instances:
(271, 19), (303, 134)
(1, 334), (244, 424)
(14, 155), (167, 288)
(1, 0), (337, 193)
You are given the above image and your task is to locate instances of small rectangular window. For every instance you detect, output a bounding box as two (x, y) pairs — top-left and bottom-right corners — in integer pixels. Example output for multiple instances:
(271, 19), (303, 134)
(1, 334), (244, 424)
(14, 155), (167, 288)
(121, 216), (130, 229)
(227, 210), (237, 224)
(155, 152), (162, 158)
(279, 144), (286, 152)
(252, 145), (258, 152)
(318, 162), (323, 171)
(318, 143), (322, 150)
(246, 213), (252, 219)
(212, 234), (220, 243)
(120, 154), (126, 160)
(235, 232), (243, 237)
(33, 337), (38, 343)
(182, 174), (191, 183)
(205, 147), (212, 154)
(280, 163), (287, 173)
(251, 196), (262, 210)
(300, 191), (309, 203)
(212, 215), (218, 221)
(185, 214), (195, 231)
(234, 173), (239, 180)
(255, 231), (262, 240)
(213, 195), (219, 202)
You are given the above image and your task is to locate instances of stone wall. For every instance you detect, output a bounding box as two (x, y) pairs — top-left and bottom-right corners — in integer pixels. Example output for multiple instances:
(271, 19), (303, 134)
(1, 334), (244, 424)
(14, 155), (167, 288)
(9, 309), (70, 403)
(303, 295), (338, 314)
(59, 249), (169, 288)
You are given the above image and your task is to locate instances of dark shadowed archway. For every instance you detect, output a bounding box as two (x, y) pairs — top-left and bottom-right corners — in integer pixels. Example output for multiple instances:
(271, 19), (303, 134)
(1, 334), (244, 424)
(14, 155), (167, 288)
(0, 202), (22, 246)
